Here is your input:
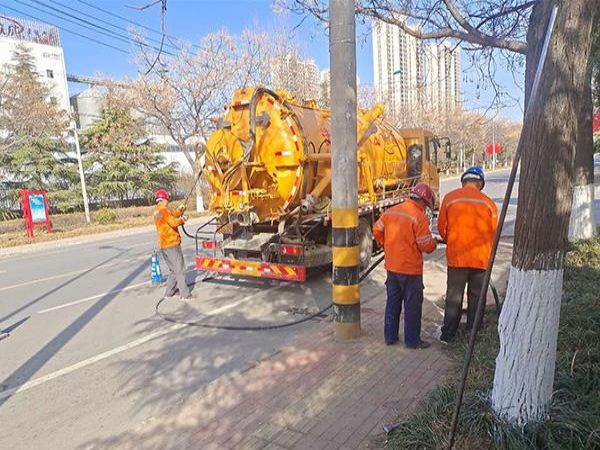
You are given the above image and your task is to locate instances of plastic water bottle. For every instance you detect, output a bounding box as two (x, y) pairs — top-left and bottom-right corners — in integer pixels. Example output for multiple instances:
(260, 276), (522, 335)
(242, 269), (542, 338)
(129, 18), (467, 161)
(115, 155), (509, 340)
(151, 251), (163, 285)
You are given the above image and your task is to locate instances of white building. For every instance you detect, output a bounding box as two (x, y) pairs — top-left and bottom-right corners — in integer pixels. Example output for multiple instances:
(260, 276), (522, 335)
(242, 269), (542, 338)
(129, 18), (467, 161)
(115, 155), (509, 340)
(270, 53), (320, 102)
(424, 42), (461, 111)
(372, 19), (424, 119)
(0, 15), (70, 112)
(372, 18), (462, 117)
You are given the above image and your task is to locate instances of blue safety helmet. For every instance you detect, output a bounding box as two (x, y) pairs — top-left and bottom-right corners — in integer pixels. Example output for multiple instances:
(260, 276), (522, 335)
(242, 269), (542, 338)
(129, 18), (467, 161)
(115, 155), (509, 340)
(461, 166), (485, 188)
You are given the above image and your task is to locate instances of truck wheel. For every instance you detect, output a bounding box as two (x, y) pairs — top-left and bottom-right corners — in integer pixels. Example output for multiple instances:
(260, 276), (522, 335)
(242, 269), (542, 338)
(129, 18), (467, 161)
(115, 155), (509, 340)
(358, 219), (373, 271)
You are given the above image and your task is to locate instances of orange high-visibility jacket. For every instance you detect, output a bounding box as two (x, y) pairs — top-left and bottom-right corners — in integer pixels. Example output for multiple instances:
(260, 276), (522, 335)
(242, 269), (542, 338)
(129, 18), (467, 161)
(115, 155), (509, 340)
(154, 203), (184, 249)
(438, 184), (498, 270)
(373, 199), (437, 275)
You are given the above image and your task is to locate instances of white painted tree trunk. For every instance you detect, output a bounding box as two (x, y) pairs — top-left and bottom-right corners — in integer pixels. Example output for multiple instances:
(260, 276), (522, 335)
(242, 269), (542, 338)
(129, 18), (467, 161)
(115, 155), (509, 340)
(196, 193), (205, 213)
(492, 266), (563, 426)
(568, 184), (596, 241)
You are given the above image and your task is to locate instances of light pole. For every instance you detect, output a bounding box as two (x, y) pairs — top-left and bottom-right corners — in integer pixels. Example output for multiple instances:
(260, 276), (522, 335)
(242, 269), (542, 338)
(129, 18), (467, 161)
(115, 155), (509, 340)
(71, 111), (91, 223)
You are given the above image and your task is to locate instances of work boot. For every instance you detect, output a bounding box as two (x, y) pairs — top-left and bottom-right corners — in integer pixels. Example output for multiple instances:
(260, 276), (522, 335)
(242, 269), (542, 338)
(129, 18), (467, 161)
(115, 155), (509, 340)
(435, 325), (450, 345)
(406, 340), (431, 350)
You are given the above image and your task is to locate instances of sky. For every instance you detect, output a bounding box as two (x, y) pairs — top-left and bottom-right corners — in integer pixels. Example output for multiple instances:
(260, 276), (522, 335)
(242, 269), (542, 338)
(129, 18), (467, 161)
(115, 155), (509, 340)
(1, 0), (525, 120)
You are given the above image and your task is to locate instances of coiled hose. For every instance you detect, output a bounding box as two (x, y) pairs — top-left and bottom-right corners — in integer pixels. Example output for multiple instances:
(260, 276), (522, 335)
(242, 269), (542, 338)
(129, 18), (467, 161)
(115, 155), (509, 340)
(155, 255), (386, 331)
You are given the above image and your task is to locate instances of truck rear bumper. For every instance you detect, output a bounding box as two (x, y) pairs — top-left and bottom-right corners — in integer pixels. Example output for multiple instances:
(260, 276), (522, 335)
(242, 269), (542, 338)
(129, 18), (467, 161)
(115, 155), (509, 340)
(196, 256), (307, 281)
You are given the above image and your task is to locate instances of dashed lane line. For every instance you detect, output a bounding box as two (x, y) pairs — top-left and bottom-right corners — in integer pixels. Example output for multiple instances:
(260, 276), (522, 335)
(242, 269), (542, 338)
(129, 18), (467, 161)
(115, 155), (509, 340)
(35, 267), (197, 314)
(0, 284), (284, 401)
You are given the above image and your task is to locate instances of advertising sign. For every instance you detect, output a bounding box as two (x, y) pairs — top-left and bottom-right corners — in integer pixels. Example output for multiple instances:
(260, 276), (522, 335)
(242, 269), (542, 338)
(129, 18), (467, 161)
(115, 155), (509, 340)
(29, 194), (47, 223)
(20, 190), (52, 238)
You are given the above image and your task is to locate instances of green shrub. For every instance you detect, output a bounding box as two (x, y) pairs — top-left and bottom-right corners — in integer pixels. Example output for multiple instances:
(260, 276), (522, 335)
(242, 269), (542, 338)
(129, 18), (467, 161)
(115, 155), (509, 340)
(387, 237), (600, 450)
(95, 208), (118, 225)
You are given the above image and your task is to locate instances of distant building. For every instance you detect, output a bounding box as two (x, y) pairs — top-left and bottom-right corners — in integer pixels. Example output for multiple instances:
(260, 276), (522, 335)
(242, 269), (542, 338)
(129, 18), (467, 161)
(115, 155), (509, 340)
(372, 19), (424, 118)
(424, 42), (461, 111)
(0, 15), (70, 112)
(270, 53), (320, 101)
(70, 87), (105, 130)
(319, 69), (330, 108)
(372, 18), (462, 117)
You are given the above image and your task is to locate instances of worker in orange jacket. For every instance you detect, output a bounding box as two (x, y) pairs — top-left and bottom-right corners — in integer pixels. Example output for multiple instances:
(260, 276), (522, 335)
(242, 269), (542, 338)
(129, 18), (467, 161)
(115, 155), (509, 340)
(153, 189), (192, 300)
(437, 167), (498, 342)
(373, 182), (437, 349)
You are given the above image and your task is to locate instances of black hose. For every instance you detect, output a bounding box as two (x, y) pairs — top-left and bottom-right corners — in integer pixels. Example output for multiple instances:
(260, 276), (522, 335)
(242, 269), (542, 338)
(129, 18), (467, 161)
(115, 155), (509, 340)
(180, 223), (195, 239)
(154, 251), (387, 331)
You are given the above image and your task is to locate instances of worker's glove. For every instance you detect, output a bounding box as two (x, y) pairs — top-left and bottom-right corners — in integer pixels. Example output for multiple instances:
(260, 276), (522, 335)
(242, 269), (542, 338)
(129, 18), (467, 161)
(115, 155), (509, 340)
(177, 204), (187, 214)
(181, 215), (188, 223)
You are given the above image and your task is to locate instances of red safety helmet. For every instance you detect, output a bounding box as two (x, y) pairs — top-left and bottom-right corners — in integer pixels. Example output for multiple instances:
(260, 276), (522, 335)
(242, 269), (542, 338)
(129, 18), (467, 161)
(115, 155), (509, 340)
(410, 182), (435, 209)
(154, 189), (170, 202)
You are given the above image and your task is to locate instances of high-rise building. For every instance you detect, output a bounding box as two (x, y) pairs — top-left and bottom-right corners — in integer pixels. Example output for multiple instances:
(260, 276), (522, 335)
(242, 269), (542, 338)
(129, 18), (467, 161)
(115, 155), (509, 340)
(372, 19), (424, 118)
(270, 53), (320, 102)
(372, 18), (461, 117)
(424, 42), (461, 111)
(0, 15), (70, 112)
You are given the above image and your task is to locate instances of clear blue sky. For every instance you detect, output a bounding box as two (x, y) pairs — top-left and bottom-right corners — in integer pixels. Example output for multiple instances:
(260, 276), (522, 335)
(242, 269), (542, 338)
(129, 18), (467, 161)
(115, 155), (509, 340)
(2, 0), (524, 120)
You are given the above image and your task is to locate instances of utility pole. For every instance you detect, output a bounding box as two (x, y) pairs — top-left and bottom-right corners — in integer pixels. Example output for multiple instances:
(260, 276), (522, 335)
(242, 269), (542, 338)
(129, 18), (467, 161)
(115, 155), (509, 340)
(330, 0), (360, 339)
(491, 117), (496, 171)
(71, 114), (91, 223)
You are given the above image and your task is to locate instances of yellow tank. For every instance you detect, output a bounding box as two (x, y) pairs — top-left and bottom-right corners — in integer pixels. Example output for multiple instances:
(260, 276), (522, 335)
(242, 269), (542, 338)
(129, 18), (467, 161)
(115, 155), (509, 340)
(204, 87), (425, 224)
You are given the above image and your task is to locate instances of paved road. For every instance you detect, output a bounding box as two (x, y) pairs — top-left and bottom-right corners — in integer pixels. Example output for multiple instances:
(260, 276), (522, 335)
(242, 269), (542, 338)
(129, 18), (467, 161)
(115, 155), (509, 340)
(0, 169), (516, 449)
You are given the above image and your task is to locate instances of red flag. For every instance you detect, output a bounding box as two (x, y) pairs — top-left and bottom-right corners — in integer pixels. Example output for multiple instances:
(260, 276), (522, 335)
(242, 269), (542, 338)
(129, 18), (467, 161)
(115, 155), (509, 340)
(486, 143), (502, 155)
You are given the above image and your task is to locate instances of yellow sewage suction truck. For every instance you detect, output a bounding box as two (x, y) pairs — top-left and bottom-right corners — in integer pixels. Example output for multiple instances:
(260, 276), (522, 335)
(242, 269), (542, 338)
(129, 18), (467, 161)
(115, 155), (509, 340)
(196, 86), (446, 281)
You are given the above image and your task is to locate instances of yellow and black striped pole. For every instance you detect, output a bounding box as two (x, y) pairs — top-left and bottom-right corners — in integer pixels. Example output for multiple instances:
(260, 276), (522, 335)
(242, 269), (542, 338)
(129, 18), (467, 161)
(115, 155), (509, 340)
(330, 0), (360, 339)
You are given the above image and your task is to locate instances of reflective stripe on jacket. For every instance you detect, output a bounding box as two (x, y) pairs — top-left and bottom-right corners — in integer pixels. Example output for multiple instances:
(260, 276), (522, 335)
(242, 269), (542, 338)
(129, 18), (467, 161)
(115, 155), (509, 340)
(437, 184), (498, 270)
(154, 203), (183, 249)
(372, 199), (436, 275)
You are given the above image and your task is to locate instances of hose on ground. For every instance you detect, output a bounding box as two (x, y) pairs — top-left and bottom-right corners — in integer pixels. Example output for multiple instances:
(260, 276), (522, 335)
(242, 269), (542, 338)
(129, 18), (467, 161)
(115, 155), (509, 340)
(154, 253), (387, 331)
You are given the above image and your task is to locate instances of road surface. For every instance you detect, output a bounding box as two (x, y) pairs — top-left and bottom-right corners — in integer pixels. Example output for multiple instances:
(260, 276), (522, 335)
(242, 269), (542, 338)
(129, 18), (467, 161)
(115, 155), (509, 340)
(0, 169), (516, 449)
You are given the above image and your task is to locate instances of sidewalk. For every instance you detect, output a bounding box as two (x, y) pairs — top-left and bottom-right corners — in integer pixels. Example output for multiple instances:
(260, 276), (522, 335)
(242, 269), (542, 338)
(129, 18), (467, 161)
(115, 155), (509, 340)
(93, 241), (514, 450)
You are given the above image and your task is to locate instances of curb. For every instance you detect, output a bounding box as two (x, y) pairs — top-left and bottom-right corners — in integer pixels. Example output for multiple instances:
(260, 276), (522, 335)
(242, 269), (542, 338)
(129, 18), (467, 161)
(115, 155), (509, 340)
(0, 217), (208, 259)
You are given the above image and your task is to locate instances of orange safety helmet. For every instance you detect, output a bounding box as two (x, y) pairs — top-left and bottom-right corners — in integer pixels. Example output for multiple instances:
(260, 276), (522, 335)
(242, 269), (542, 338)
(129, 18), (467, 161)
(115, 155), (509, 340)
(154, 189), (170, 202)
(410, 182), (434, 209)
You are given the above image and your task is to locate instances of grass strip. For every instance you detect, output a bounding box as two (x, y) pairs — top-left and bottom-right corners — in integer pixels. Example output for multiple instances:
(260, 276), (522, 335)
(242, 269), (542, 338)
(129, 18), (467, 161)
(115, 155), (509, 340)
(387, 237), (600, 450)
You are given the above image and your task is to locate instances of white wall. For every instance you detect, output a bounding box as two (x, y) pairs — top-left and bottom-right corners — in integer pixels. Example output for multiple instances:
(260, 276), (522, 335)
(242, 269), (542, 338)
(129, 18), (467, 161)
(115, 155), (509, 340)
(0, 38), (70, 113)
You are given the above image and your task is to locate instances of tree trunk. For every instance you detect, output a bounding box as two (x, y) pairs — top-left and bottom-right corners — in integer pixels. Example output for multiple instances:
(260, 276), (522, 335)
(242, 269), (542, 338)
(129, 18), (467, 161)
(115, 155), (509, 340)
(569, 77), (596, 240)
(492, 0), (600, 426)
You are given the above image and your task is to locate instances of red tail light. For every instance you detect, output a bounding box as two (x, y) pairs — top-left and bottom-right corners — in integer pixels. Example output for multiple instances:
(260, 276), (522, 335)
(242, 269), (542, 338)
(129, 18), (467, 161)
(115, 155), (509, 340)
(279, 244), (302, 256)
(202, 240), (217, 250)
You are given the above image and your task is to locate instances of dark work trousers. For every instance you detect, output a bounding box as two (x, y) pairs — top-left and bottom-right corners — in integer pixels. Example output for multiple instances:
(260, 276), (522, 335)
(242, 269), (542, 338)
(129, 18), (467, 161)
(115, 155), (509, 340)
(161, 245), (190, 298)
(384, 271), (424, 347)
(440, 267), (486, 341)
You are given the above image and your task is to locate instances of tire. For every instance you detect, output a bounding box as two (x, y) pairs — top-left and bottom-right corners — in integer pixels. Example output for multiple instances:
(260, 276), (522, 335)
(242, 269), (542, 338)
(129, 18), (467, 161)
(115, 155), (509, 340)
(358, 218), (373, 271)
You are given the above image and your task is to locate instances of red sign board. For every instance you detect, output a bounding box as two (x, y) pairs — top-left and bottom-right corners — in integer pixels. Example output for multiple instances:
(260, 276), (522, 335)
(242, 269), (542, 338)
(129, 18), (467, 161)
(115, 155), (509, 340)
(20, 189), (52, 238)
(486, 143), (502, 155)
(593, 112), (600, 135)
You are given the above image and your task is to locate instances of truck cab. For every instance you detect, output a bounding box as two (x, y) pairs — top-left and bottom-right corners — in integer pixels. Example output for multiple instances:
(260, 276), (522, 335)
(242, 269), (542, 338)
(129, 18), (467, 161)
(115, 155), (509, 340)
(398, 128), (443, 208)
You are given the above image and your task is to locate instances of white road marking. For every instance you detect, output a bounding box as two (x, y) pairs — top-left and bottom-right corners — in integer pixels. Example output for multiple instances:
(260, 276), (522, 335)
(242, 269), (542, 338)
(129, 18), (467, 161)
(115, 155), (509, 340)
(36, 281), (150, 314)
(36, 267), (197, 314)
(0, 284), (284, 400)
(1, 255), (149, 292)
(0, 269), (90, 292)
(0, 269), (7, 274)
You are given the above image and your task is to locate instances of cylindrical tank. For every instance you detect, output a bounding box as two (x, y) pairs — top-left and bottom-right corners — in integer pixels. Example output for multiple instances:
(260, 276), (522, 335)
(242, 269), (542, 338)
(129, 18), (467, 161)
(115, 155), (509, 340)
(204, 86), (411, 223)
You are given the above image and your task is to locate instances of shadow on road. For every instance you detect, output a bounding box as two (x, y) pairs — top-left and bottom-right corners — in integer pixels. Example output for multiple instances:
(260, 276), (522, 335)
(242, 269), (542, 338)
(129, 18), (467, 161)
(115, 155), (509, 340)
(0, 260), (148, 408)
(0, 250), (126, 326)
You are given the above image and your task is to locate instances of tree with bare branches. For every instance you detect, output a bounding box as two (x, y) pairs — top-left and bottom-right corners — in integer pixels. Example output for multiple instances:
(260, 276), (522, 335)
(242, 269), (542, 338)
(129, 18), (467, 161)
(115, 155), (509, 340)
(281, 0), (600, 428)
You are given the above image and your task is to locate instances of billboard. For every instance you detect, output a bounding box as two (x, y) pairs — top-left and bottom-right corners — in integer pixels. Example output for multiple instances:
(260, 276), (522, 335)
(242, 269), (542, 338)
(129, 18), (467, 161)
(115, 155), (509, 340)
(0, 15), (60, 47)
